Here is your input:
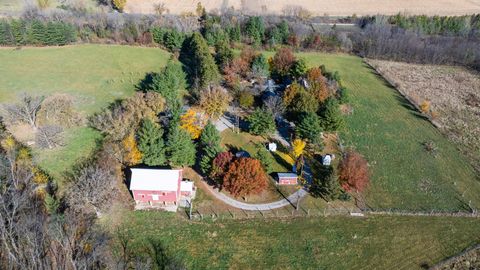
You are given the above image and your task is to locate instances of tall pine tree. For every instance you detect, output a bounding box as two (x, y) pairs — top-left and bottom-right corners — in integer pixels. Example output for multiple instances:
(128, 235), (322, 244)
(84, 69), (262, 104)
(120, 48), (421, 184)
(166, 125), (196, 167)
(137, 119), (166, 166)
(199, 121), (222, 174)
(319, 97), (345, 131)
(180, 32), (220, 88)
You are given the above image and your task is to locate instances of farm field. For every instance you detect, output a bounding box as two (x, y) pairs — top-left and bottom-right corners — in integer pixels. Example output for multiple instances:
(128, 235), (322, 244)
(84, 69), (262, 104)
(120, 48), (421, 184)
(292, 52), (480, 211)
(367, 60), (480, 173)
(107, 211), (480, 269)
(0, 45), (171, 182)
(125, 0), (480, 16)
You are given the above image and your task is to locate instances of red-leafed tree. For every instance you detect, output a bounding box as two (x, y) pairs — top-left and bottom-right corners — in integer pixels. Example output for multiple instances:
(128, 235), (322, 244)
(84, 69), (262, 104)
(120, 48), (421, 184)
(271, 47), (296, 78)
(223, 158), (268, 198)
(338, 150), (369, 192)
(210, 151), (234, 186)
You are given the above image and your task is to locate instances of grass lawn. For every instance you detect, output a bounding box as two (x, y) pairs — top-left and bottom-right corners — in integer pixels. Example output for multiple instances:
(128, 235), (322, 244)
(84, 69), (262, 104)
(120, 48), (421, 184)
(108, 211), (480, 269)
(220, 129), (293, 173)
(0, 45), (171, 182)
(292, 52), (480, 211)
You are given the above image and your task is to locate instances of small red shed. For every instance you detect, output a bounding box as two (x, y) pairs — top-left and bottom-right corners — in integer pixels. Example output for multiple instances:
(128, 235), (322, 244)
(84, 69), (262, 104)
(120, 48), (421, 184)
(277, 173), (298, 185)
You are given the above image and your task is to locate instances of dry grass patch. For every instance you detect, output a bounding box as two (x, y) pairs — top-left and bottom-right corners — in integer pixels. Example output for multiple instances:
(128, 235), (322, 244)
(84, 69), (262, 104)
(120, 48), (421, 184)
(368, 59), (480, 172)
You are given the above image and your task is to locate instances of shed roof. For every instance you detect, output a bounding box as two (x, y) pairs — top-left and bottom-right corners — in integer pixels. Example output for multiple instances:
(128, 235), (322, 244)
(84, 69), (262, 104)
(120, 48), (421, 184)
(129, 168), (181, 191)
(277, 173), (298, 178)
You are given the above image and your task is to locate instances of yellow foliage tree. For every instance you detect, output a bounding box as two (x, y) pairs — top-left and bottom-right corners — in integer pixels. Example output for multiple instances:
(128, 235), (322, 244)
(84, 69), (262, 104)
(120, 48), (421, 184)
(122, 132), (142, 165)
(180, 109), (203, 139)
(112, 0), (127, 11)
(33, 167), (49, 185)
(292, 139), (306, 159)
(1, 136), (16, 152)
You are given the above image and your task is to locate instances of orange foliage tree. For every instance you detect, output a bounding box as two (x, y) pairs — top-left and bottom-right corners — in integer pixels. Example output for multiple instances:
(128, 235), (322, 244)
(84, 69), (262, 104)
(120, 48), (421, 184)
(122, 132), (142, 166)
(283, 82), (302, 107)
(180, 109), (203, 139)
(223, 158), (268, 197)
(338, 150), (369, 192)
(307, 67), (329, 102)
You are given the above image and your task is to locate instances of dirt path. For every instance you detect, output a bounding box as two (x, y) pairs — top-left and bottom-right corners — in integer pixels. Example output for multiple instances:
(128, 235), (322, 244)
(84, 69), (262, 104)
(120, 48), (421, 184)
(126, 0), (480, 16)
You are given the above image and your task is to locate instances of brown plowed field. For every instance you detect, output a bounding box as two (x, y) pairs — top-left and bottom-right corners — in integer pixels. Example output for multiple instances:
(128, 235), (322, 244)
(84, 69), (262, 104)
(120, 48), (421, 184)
(125, 0), (480, 16)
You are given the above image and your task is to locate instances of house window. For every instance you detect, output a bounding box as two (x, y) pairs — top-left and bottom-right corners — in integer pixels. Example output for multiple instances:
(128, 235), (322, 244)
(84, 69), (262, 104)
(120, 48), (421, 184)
(152, 194), (159, 201)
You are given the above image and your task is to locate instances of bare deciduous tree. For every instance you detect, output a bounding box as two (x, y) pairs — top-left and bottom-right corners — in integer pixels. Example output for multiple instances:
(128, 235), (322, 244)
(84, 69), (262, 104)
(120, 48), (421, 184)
(2, 93), (44, 129)
(67, 163), (117, 216)
(263, 95), (285, 119)
(35, 125), (64, 149)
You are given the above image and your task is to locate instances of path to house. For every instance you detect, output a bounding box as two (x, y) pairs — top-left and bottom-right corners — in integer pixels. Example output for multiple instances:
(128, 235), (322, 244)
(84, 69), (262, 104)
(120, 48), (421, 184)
(201, 180), (309, 210)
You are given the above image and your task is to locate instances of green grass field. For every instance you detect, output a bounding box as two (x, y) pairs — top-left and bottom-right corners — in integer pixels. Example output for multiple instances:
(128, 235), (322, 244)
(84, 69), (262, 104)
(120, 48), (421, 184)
(110, 212), (480, 269)
(293, 52), (480, 211)
(0, 45), (170, 182)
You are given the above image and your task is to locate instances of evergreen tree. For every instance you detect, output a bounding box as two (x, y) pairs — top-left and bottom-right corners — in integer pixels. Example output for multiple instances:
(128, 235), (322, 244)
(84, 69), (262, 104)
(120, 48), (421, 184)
(255, 146), (274, 173)
(199, 121), (222, 174)
(10, 19), (26, 45)
(278, 20), (290, 43)
(310, 165), (341, 201)
(296, 112), (323, 144)
(227, 24), (241, 43)
(319, 98), (345, 131)
(251, 54), (269, 77)
(214, 40), (234, 68)
(29, 20), (46, 45)
(150, 59), (187, 104)
(137, 119), (166, 166)
(166, 125), (196, 167)
(289, 59), (308, 79)
(245, 16), (265, 46)
(0, 20), (14, 45)
(180, 32), (220, 88)
(247, 108), (276, 136)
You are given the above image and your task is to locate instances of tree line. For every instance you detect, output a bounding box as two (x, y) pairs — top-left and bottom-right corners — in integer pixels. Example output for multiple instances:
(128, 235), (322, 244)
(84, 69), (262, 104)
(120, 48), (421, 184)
(359, 14), (480, 37)
(0, 19), (76, 46)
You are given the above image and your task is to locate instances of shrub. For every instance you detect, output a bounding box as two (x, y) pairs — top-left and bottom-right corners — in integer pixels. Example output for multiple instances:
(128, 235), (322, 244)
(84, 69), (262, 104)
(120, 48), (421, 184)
(337, 87), (350, 104)
(239, 91), (254, 108)
(419, 100), (431, 113)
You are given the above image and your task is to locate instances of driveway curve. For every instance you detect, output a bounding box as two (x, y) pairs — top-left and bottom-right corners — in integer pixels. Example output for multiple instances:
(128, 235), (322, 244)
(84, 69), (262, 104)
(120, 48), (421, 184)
(204, 184), (308, 211)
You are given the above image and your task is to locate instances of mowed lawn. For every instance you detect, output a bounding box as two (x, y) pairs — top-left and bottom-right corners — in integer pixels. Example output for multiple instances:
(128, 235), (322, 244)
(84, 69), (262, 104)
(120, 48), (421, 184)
(0, 45), (170, 182)
(112, 212), (480, 269)
(294, 52), (480, 211)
